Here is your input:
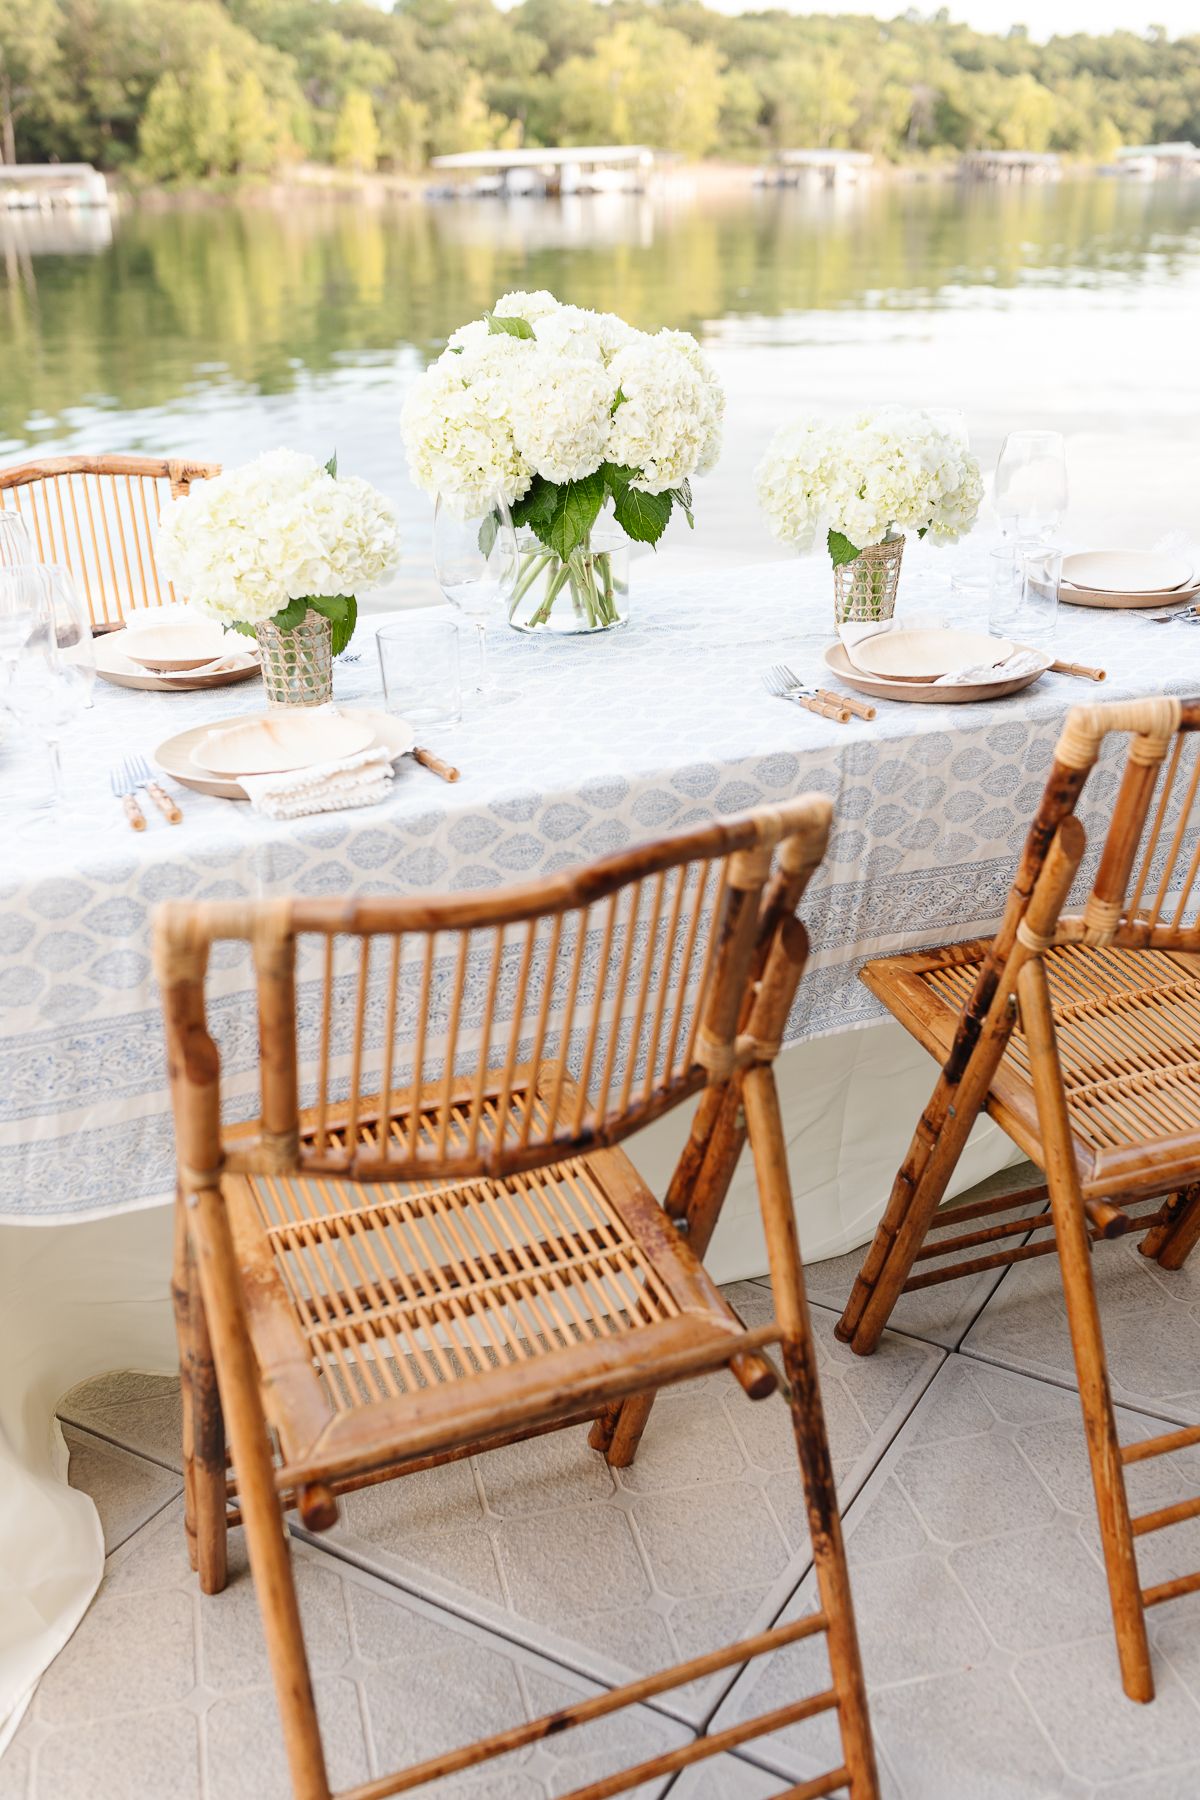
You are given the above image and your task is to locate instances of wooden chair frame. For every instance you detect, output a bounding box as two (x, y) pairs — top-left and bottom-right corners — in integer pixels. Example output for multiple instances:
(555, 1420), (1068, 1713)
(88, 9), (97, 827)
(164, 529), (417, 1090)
(836, 697), (1200, 1704)
(0, 453), (219, 629)
(156, 799), (879, 1800)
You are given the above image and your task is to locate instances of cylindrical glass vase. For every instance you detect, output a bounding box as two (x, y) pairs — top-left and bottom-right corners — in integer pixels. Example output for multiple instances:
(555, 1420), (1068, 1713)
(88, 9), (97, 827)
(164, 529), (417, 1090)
(833, 535), (905, 627)
(255, 610), (333, 706)
(508, 526), (630, 635)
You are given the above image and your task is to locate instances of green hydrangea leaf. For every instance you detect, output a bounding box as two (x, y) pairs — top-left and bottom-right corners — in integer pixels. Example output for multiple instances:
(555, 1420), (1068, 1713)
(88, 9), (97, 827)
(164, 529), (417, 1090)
(540, 472), (606, 560)
(485, 311), (534, 340)
(269, 597), (310, 632)
(324, 450), (338, 479)
(827, 528), (861, 567)
(600, 462), (639, 499)
(511, 476), (558, 531)
(613, 484), (673, 545)
(668, 479), (694, 528)
(307, 594), (358, 656)
(231, 619), (257, 639)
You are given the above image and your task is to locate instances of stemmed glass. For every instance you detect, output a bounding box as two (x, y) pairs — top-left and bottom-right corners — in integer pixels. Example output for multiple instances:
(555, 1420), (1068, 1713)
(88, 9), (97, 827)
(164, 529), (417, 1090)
(994, 431), (1067, 543)
(433, 494), (519, 708)
(0, 511), (35, 567)
(2, 564), (95, 810)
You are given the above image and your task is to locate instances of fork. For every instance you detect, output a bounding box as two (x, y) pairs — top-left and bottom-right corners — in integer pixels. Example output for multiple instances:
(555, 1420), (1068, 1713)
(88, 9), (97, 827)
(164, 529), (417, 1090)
(1145, 604), (1200, 624)
(122, 753), (183, 824)
(763, 667), (852, 723)
(110, 761), (146, 831)
(776, 662), (878, 722)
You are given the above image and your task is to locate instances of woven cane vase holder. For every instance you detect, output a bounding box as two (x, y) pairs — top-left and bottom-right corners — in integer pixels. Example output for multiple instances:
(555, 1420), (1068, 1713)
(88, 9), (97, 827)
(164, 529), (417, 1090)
(833, 535), (905, 627)
(255, 611), (333, 707)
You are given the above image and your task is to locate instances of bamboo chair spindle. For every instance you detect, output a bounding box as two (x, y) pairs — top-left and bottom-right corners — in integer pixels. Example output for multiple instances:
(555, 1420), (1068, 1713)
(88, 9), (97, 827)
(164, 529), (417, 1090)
(155, 798), (879, 1800)
(0, 454), (219, 628)
(835, 696), (1200, 1705)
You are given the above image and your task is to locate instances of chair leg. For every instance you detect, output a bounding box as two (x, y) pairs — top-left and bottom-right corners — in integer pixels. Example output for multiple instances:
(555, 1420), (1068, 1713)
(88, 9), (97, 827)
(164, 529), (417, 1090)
(171, 1197), (199, 1574)
(188, 1239), (229, 1596)
(743, 1065), (879, 1798)
(836, 1064), (981, 1356)
(1018, 961), (1154, 1704)
(1143, 1184), (1200, 1272)
(190, 1185), (332, 1800)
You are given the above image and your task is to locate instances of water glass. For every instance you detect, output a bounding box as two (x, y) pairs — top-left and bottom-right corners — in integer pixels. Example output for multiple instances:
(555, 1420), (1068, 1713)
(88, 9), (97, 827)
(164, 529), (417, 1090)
(1018, 544), (1062, 654)
(994, 430), (1067, 542)
(987, 544), (1024, 637)
(948, 568), (991, 632)
(3, 565), (95, 810)
(376, 617), (462, 729)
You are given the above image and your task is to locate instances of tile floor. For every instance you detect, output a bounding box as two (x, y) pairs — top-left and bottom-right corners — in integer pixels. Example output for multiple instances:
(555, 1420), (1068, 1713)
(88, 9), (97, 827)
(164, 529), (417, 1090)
(7, 1166), (1200, 1800)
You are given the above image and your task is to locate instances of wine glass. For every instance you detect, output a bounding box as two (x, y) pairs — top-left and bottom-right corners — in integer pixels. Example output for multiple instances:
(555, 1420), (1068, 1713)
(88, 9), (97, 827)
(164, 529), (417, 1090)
(0, 560), (39, 677)
(994, 431), (1067, 543)
(0, 511), (35, 567)
(3, 564), (95, 810)
(432, 494), (519, 708)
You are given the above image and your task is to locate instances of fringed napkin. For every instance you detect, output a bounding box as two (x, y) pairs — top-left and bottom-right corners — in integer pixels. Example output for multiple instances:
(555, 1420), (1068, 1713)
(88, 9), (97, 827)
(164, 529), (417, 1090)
(934, 649), (1051, 686)
(240, 745), (395, 819)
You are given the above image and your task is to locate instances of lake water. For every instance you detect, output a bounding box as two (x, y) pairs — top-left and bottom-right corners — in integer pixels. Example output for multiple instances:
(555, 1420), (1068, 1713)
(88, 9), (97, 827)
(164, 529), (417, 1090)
(2, 176), (1199, 598)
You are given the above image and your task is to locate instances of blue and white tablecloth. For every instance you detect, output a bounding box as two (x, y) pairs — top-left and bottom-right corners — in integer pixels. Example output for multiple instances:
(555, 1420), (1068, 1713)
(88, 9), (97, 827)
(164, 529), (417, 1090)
(2, 546), (1195, 1222)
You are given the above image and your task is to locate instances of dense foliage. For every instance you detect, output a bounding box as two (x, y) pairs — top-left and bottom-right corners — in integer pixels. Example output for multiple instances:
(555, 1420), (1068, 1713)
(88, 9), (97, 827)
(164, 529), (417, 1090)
(2, 0), (1198, 180)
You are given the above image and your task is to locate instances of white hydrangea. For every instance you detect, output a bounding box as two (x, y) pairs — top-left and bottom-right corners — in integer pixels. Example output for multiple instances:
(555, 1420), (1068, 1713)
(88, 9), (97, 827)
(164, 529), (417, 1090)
(155, 449), (400, 626)
(607, 338), (716, 494)
(506, 344), (617, 483)
(756, 407), (982, 553)
(402, 290), (725, 532)
(401, 335), (533, 520)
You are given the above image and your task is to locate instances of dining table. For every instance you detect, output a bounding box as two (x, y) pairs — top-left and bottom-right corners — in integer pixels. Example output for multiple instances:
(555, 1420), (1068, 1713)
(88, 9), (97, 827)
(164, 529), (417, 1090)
(1, 538), (1195, 1752)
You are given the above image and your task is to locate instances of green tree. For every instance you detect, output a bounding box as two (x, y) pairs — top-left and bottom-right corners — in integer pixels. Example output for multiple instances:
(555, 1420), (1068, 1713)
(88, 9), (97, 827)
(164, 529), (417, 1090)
(0, 0), (66, 163)
(555, 20), (726, 158)
(332, 87), (379, 171)
(191, 46), (231, 178)
(228, 69), (277, 174)
(138, 70), (196, 180)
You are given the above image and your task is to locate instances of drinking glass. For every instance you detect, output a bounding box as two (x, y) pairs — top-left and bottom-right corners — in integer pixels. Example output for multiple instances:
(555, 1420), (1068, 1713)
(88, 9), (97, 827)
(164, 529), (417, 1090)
(994, 431), (1067, 542)
(376, 617), (462, 729)
(1017, 544), (1062, 654)
(3, 564), (96, 809)
(987, 543), (1024, 638)
(432, 494), (518, 707)
(0, 511), (34, 567)
(0, 562), (39, 673)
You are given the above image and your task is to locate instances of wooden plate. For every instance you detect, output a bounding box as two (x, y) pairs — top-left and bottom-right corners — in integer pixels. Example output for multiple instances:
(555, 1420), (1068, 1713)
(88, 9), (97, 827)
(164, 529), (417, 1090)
(94, 629), (260, 692)
(122, 620), (232, 671)
(192, 708), (375, 776)
(1061, 550), (1193, 594)
(850, 627), (1014, 681)
(1058, 578), (1200, 610)
(824, 641), (1048, 705)
(155, 709), (416, 799)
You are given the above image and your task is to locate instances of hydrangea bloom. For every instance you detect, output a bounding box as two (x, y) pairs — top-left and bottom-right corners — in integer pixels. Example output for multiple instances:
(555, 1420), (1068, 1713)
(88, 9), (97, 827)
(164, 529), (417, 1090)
(755, 408), (982, 554)
(402, 290), (725, 532)
(156, 449), (400, 626)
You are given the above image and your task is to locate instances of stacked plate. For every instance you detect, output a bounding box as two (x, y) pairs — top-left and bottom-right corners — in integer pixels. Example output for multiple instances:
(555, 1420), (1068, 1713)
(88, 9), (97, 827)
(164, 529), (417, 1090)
(1059, 550), (1199, 610)
(155, 706), (415, 799)
(826, 627), (1047, 705)
(95, 610), (260, 691)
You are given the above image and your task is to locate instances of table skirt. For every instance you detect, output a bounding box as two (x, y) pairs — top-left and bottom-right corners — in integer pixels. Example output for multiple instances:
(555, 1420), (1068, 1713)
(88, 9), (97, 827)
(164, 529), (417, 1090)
(0, 1018), (1018, 1753)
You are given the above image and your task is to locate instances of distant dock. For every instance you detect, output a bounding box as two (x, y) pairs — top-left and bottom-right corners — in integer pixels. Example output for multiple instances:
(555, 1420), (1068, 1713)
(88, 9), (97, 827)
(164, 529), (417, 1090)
(959, 151), (1062, 183)
(427, 146), (657, 200)
(757, 150), (873, 189)
(0, 164), (111, 210)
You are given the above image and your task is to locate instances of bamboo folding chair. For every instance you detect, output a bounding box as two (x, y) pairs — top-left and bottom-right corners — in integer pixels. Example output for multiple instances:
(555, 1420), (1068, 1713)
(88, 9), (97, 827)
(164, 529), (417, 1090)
(0, 453), (219, 629)
(156, 798), (878, 1800)
(836, 697), (1200, 1703)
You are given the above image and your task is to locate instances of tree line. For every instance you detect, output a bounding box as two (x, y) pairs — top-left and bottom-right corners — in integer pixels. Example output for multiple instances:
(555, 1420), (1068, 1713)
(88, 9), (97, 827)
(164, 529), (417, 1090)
(2, 0), (1198, 183)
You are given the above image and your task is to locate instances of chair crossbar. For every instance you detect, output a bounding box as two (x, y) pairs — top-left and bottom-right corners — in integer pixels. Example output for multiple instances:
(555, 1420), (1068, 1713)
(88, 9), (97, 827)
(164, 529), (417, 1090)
(1122, 1422), (1200, 1464)
(1142, 1569), (1200, 1609)
(901, 1193), (1171, 1294)
(1132, 1493), (1200, 1537)
(333, 1613), (832, 1800)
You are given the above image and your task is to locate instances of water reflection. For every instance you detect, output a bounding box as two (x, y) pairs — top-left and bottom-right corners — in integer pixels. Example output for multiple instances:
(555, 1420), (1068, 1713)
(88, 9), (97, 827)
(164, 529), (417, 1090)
(2, 179), (1198, 452)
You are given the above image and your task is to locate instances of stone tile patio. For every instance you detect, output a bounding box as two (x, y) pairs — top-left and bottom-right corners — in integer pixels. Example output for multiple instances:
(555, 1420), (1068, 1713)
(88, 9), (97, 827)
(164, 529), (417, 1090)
(7, 1165), (1200, 1800)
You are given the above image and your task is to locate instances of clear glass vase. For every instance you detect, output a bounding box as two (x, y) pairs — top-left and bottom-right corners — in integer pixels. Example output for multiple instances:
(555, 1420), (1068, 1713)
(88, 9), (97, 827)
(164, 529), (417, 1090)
(508, 525), (630, 635)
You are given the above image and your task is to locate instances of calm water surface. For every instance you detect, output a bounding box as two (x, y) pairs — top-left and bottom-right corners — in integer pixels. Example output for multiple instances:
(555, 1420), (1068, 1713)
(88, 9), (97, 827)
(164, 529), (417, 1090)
(3, 178), (1199, 590)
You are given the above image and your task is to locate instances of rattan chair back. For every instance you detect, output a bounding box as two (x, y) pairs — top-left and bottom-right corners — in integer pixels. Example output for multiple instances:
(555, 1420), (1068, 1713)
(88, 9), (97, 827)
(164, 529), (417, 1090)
(0, 453), (219, 628)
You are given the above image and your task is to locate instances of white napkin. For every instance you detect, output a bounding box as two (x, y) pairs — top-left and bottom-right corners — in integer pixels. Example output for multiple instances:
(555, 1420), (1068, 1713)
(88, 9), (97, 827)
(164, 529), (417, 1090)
(239, 745), (395, 819)
(934, 648), (1051, 686)
(155, 648), (258, 681)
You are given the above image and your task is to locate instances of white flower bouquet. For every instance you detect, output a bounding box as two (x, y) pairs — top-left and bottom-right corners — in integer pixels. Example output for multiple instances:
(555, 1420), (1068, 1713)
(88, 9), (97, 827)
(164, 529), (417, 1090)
(402, 290), (724, 631)
(756, 407), (982, 622)
(157, 447), (400, 662)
